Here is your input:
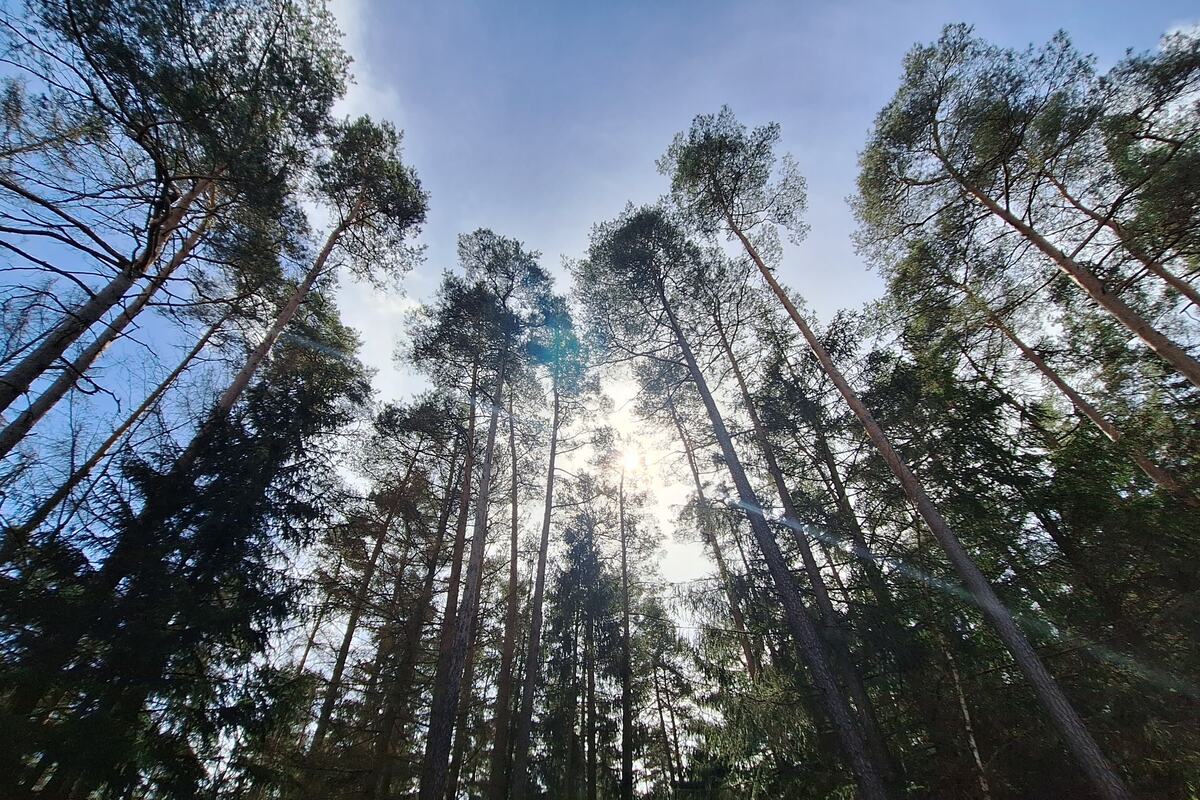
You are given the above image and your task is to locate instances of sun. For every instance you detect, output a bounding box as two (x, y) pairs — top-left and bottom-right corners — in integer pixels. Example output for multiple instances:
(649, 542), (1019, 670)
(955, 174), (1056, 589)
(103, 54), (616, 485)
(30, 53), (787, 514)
(622, 445), (641, 472)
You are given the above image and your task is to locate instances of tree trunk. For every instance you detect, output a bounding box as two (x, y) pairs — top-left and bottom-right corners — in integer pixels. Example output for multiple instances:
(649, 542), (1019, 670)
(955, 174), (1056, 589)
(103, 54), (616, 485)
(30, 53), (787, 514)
(487, 388), (522, 800)
(942, 640), (992, 800)
(446, 596), (485, 800)
(1044, 172), (1200, 310)
(8, 310), (230, 544)
(958, 281), (1193, 504)
(711, 315), (900, 789)
(0, 177), (212, 415)
(665, 396), (760, 680)
(585, 604), (597, 800)
(418, 357), (508, 800)
(727, 220), (1132, 800)
(652, 661), (678, 795)
(438, 362), (480, 658)
(659, 294), (890, 800)
(0, 209), (212, 461)
(618, 468), (635, 800)
(309, 507), (398, 752)
(371, 447), (464, 798)
(949, 169), (1200, 391)
(510, 383), (561, 800)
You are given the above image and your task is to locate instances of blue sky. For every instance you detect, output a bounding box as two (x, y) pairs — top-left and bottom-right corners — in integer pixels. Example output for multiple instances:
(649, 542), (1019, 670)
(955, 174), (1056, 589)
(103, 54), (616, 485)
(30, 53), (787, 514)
(331, 0), (1200, 401)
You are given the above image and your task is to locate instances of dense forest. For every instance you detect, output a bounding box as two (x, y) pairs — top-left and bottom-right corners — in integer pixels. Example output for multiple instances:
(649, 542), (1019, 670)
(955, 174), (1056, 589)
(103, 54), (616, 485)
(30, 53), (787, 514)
(1, 2), (1199, 798)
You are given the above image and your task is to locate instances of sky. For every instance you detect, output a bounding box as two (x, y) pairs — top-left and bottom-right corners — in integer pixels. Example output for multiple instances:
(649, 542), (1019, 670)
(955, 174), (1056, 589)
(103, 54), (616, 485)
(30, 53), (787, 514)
(327, 0), (1199, 582)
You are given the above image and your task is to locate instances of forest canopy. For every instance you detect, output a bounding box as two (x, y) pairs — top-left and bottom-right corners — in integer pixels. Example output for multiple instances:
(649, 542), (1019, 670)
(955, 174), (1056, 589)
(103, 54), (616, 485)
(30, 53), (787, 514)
(1, 2), (1199, 799)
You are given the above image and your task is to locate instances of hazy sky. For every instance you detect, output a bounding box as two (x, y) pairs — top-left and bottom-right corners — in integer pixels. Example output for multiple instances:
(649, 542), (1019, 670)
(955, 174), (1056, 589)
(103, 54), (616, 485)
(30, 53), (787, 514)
(331, 0), (1198, 401)
(327, 0), (1198, 582)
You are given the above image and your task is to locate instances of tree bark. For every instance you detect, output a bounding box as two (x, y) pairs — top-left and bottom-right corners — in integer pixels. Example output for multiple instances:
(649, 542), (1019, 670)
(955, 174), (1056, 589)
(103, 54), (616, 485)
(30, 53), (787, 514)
(510, 383), (561, 800)
(0, 177), (212, 415)
(618, 467), (635, 800)
(0, 214), (210, 460)
(5, 310), (229, 549)
(418, 357), (508, 800)
(660, 293), (890, 800)
(957, 281), (1193, 504)
(711, 315), (899, 789)
(665, 396), (759, 679)
(944, 162), (1200, 391)
(371, 446), (463, 799)
(487, 388), (522, 800)
(727, 219), (1132, 800)
(309, 507), (399, 752)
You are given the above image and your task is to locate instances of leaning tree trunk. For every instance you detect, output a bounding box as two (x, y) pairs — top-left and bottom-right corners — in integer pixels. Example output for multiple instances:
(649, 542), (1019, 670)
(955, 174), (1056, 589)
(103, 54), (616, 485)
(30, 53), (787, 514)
(0, 176), (213, 415)
(487, 389), (522, 800)
(309, 505), (401, 752)
(711, 315), (899, 789)
(509, 382), (561, 800)
(5, 309), (230, 551)
(957, 280), (1193, 504)
(726, 216), (1133, 800)
(1044, 172), (1200, 311)
(665, 395), (760, 680)
(660, 294), (890, 800)
(942, 161), (1200, 391)
(0, 213), (212, 460)
(418, 357), (508, 800)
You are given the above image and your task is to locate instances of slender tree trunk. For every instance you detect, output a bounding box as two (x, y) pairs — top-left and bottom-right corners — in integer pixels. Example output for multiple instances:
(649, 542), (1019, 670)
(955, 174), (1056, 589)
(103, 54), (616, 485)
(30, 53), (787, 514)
(666, 396), (760, 680)
(660, 664), (683, 779)
(0, 177), (212, 415)
(7, 310), (230, 544)
(0, 209), (212, 460)
(1044, 172), (1200, 310)
(372, 448), (463, 799)
(618, 468), (635, 800)
(711, 316), (899, 788)
(727, 220), (1132, 800)
(171, 211), (354, 477)
(418, 357), (508, 800)
(446, 596), (485, 800)
(585, 606), (597, 800)
(942, 640), (992, 800)
(784, 375), (895, 617)
(488, 388), (522, 800)
(944, 165), (1200, 391)
(510, 383), (561, 799)
(438, 362), (480, 657)
(309, 508), (398, 752)
(957, 281), (1193, 503)
(652, 662), (678, 795)
(659, 294), (890, 800)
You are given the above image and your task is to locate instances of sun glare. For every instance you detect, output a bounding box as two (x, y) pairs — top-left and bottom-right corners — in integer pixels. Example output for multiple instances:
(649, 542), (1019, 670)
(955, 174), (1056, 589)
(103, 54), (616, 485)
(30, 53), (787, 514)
(622, 446), (641, 472)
